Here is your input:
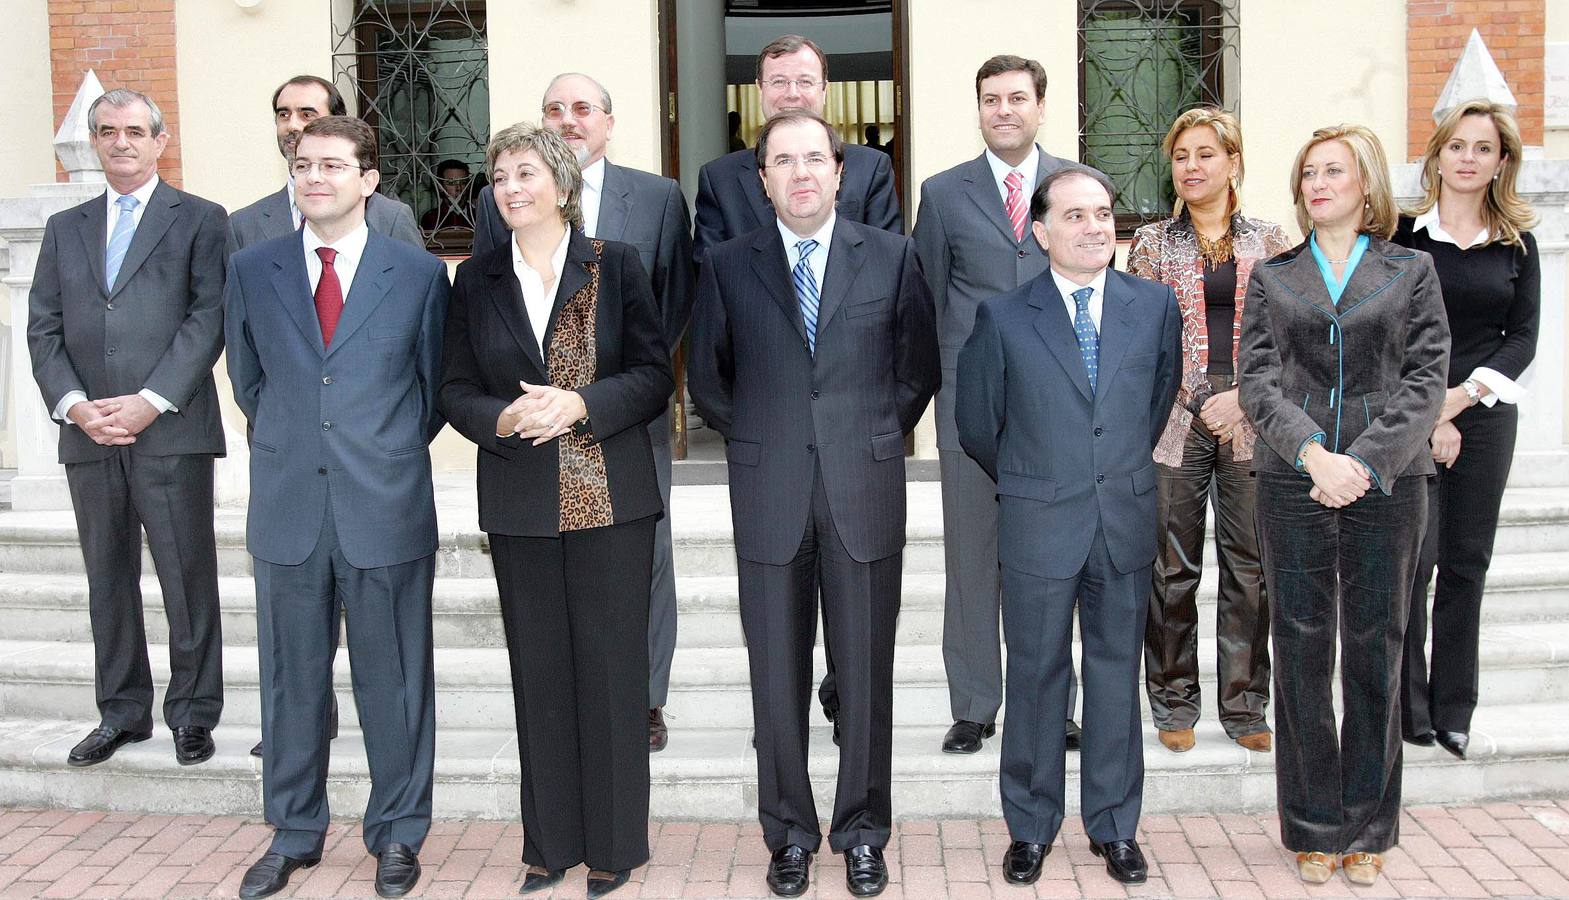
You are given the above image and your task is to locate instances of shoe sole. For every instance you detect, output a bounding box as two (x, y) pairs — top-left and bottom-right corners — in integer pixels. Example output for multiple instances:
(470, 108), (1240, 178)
(66, 732), (153, 767)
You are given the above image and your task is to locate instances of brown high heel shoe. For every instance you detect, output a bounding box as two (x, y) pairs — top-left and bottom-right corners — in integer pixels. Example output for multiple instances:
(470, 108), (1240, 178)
(1295, 851), (1336, 884)
(1341, 852), (1383, 886)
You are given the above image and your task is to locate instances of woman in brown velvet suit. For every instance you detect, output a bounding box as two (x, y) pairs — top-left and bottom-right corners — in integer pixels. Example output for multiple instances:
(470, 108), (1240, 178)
(438, 123), (672, 899)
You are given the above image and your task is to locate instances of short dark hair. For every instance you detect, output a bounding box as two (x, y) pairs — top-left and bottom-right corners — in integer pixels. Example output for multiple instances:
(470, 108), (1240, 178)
(755, 111), (844, 171)
(975, 55), (1047, 102)
(436, 158), (469, 175)
(756, 34), (829, 84)
(1030, 165), (1117, 222)
(299, 115), (378, 171)
(272, 75), (347, 117)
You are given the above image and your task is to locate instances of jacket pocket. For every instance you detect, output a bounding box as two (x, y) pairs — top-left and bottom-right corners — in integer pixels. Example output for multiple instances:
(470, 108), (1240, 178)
(727, 438), (761, 467)
(871, 430), (904, 461)
(1122, 352), (1157, 370)
(386, 444), (426, 458)
(846, 296), (892, 319)
(1359, 390), (1388, 427)
(1132, 463), (1156, 495)
(997, 470), (1058, 503)
(250, 439), (279, 453)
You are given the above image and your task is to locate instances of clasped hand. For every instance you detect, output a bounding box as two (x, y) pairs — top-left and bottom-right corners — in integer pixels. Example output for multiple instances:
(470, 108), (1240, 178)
(1199, 389), (1245, 444)
(1303, 444), (1371, 509)
(67, 395), (159, 446)
(496, 381), (587, 446)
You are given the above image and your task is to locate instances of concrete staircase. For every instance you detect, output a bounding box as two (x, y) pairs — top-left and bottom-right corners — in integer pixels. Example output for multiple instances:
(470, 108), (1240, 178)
(2, 476), (1568, 820)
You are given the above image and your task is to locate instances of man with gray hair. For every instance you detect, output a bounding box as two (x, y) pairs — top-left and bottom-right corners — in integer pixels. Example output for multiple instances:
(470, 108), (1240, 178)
(474, 71), (695, 753)
(28, 87), (229, 769)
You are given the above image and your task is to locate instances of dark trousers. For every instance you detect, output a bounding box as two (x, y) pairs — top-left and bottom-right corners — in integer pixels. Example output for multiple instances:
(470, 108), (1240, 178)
(1403, 404), (1517, 736)
(648, 415), (677, 708)
(254, 504), (435, 859)
(1257, 471), (1425, 854)
(1000, 526), (1147, 846)
(65, 451), (222, 733)
(738, 468), (901, 853)
(1146, 420), (1270, 737)
(492, 517), (655, 873)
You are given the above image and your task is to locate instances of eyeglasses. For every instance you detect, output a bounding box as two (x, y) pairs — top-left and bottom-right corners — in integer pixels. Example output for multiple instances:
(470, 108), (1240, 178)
(290, 159), (368, 178)
(763, 77), (821, 92)
(765, 154), (833, 171)
(542, 101), (608, 121)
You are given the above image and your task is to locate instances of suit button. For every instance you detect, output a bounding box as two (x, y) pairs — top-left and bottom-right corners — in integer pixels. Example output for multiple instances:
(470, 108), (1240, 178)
(322, 376), (333, 385)
(1096, 473), (1105, 484)
(1018, 249), (1028, 259)
(318, 467), (327, 475)
(106, 347), (116, 356)
(807, 444), (816, 453)
(322, 421), (332, 430)
(105, 303), (115, 311)
(811, 390), (820, 400)
(1094, 426), (1103, 436)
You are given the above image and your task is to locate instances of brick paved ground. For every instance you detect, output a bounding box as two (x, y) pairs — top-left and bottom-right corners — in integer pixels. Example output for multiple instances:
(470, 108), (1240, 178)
(3, 800), (1569, 898)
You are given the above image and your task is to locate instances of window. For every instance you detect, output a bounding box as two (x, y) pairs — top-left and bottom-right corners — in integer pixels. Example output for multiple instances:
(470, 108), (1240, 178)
(1078, 0), (1239, 236)
(333, 0), (489, 255)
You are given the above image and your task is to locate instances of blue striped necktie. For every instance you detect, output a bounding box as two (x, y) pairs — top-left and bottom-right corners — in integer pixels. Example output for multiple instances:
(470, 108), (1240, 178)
(1071, 286), (1099, 391)
(104, 194), (140, 291)
(793, 239), (821, 355)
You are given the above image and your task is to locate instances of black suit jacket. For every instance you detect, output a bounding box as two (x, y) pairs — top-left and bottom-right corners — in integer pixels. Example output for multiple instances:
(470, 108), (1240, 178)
(438, 229), (673, 537)
(693, 143), (902, 265)
(687, 218), (939, 565)
(28, 181), (229, 463)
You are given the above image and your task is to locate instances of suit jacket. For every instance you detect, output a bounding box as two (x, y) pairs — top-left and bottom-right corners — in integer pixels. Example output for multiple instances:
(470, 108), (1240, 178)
(1238, 235), (1450, 494)
(27, 181), (229, 463)
(227, 186), (422, 253)
(438, 229), (673, 538)
(956, 268), (1182, 578)
(912, 147), (1070, 450)
(224, 229), (449, 569)
(687, 218), (940, 565)
(693, 143), (902, 265)
(473, 161), (696, 353)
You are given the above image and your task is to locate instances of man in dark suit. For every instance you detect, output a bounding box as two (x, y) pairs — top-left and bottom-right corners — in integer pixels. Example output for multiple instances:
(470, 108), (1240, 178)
(226, 117), (447, 900)
(957, 166), (1180, 887)
(914, 54), (1087, 756)
(688, 111), (938, 899)
(227, 75), (422, 254)
(472, 74), (694, 752)
(27, 88), (227, 770)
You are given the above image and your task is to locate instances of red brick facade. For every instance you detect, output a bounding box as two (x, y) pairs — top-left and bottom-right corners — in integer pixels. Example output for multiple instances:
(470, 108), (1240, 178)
(1407, 0), (1545, 161)
(47, 0), (180, 186)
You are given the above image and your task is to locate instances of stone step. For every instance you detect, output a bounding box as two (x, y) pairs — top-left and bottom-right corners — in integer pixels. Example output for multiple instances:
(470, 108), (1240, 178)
(0, 698), (1564, 820)
(4, 481), (1569, 578)
(3, 619), (1566, 730)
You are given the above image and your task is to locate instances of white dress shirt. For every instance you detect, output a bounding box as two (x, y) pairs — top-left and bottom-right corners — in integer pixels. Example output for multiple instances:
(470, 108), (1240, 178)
(1051, 267), (1106, 332)
(984, 147), (1040, 208)
(778, 212), (836, 293)
(512, 228), (572, 355)
(285, 180), (303, 231)
(1412, 204), (1520, 407)
(580, 157), (607, 239)
(303, 221), (371, 301)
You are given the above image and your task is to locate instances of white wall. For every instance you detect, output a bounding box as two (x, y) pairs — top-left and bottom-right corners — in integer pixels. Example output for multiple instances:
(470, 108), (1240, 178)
(0, 0), (57, 199)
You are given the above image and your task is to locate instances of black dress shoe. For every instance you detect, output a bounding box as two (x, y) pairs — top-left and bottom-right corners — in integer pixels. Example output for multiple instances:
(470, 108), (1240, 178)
(375, 843), (421, 897)
(1404, 730), (1437, 747)
(1065, 719), (1083, 752)
(766, 845), (812, 897)
(250, 740), (263, 758)
(586, 869), (631, 898)
(67, 726), (152, 767)
(942, 720), (997, 754)
(238, 850), (319, 899)
(843, 844), (887, 897)
(519, 866), (565, 893)
(649, 707), (668, 753)
(1436, 730), (1469, 760)
(173, 725), (214, 766)
(1002, 840), (1048, 885)
(1089, 838), (1148, 884)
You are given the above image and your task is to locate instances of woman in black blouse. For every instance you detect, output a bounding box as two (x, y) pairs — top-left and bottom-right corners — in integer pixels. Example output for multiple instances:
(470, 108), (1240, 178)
(1396, 100), (1540, 761)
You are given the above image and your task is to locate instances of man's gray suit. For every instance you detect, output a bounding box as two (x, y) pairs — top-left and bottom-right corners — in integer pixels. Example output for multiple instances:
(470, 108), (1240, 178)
(227, 187), (421, 252)
(224, 229), (448, 859)
(474, 162), (695, 709)
(27, 180), (228, 735)
(956, 267), (1180, 846)
(912, 147), (1080, 727)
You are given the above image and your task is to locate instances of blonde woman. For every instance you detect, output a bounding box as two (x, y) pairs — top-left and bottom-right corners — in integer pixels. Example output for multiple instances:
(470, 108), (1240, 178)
(1128, 108), (1289, 756)
(1397, 101), (1539, 761)
(1238, 125), (1449, 887)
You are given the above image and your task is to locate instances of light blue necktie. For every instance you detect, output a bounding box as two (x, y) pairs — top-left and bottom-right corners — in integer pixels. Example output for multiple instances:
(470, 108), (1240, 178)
(104, 194), (140, 291)
(1071, 286), (1099, 391)
(793, 239), (821, 355)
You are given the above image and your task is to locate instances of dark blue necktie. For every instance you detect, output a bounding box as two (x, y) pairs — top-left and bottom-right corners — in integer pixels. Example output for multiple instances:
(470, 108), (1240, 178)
(793, 239), (820, 355)
(1071, 286), (1099, 391)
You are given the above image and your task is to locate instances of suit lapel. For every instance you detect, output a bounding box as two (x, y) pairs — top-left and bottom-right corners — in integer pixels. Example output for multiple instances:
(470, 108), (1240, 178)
(1269, 248), (1342, 319)
(543, 230), (595, 355)
(816, 221), (864, 339)
(594, 162), (633, 242)
(1029, 274), (1094, 402)
(749, 227), (808, 347)
(77, 196), (109, 297)
(261, 187), (292, 240)
(268, 230), (326, 356)
(1093, 272), (1139, 404)
(1335, 246), (1404, 317)
(108, 182), (179, 299)
(482, 249), (547, 379)
(734, 155), (774, 233)
(324, 233), (394, 357)
(960, 154), (1022, 246)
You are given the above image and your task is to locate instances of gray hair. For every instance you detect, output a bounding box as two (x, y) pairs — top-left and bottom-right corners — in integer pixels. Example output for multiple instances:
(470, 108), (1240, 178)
(88, 88), (166, 136)
(542, 72), (613, 114)
(485, 122), (585, 231)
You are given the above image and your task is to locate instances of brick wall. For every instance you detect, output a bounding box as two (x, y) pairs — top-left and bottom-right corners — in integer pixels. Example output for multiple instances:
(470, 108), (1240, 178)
(48, 0), (180, 186)
(1407, 0), (1545, 162)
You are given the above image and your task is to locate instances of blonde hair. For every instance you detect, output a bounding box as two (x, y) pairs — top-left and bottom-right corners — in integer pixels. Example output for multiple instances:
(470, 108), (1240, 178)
(485, 122), (584, 231)
(1407, 100), (1538, 250)
(1161, 106), (1244, 216)
(1290, 124), (1397, 240)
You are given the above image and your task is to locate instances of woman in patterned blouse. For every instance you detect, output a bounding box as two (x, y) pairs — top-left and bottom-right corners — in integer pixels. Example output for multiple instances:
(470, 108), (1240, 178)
(1127, 107), (1290, 757)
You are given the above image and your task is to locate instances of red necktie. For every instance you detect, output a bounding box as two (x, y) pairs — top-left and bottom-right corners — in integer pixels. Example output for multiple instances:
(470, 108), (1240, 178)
(1004, 170), (1027, 243)
(314, 246), (343, 347)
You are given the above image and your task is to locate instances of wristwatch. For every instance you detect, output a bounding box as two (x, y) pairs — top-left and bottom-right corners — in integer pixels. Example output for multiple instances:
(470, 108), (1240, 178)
(1461, 379), (1481, 404)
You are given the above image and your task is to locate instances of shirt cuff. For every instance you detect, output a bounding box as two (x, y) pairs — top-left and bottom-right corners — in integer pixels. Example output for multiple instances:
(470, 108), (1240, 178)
(1469, 367), (1523, 407)
(52, 391), (89, 424)
(1294, 431), (1326, 472)
(140, 388), (176, 414)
